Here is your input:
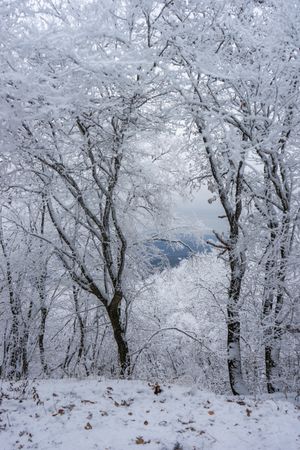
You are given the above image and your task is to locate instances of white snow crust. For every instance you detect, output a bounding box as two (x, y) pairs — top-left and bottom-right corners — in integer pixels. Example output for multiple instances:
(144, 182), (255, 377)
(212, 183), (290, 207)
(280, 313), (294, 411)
(0, 379), (299, 450)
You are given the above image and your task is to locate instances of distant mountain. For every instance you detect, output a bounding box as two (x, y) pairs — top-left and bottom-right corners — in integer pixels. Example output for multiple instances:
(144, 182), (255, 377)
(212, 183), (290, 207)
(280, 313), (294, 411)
(150, 234), (215, 268)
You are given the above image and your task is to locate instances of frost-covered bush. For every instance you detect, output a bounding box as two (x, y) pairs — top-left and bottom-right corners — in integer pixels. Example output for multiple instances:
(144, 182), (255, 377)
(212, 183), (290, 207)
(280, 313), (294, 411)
(128, 254), (229, 393)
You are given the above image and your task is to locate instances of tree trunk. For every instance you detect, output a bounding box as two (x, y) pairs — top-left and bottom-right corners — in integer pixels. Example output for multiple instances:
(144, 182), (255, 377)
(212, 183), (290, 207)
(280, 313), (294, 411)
(263, 214), (289, 393)
(262, 228), (277, 393)
(264, 284), (285, 392)
(38, 306), (48, 375)
(107, 294), (130, 376)
(227, 252), (249, 395)
(73, 287), (89, 376)
(265, 345), (279, 393)
(8, 314), (22, 380)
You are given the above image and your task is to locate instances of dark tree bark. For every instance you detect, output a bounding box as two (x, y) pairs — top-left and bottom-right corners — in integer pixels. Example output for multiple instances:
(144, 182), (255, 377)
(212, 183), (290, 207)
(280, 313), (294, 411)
(37, 194), (49, 375)
(73, 286), (89, 376)
(196, 122), (249, 395)
(30, 116), (133, 377)
(38, 305), (48, 375)
(108, 293), (131, 376)
(0, 220), (23, 379)
(227, 246), (247, 395)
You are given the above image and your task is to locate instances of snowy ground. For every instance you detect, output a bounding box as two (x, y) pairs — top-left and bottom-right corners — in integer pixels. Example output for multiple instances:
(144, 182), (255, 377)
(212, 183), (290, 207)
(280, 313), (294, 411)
(0, 379), (299, 450)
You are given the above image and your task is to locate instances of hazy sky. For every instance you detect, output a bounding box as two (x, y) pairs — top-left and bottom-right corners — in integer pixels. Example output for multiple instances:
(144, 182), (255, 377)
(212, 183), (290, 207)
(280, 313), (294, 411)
(173, 187), (226, 234)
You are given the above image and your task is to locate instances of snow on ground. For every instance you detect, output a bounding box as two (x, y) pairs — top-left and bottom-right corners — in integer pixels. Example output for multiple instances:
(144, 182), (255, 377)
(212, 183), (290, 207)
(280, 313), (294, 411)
(0, 379), (299, 450)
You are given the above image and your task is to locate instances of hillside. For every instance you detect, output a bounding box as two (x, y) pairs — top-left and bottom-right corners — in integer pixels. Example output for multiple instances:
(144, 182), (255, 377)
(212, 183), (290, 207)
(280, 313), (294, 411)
(0, 379), (299, 450)
(150, 235), (214, 268)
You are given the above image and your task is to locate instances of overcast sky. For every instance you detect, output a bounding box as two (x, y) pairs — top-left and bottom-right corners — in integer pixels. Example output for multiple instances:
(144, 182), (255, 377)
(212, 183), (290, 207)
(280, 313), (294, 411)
(173, 187), (226, 234)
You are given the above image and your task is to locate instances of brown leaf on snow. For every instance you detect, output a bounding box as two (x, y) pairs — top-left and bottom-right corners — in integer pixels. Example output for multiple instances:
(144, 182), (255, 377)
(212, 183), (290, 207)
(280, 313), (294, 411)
(150, 383), (162, 395)
(246, 408), (252, 417)
(121, 399), (133, 407)
(52, 408), (65, 416)
(84, 422), (93, 430)
(135, 436), (151, 445)
(236, 400), (246, 406)
(208, 410), (215, 416)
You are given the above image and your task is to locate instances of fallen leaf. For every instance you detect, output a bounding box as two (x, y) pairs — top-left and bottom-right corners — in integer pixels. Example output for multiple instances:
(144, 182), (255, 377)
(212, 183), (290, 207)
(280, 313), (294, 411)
(153, 383), (162, 395)
(246, 408), (252, 417)
(135, 436), (151, 445)
(84, 422), (92, 430)
(52, 408), (65, 416)
(121, 399), (133, 407)
(208, 410), (215, 416)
